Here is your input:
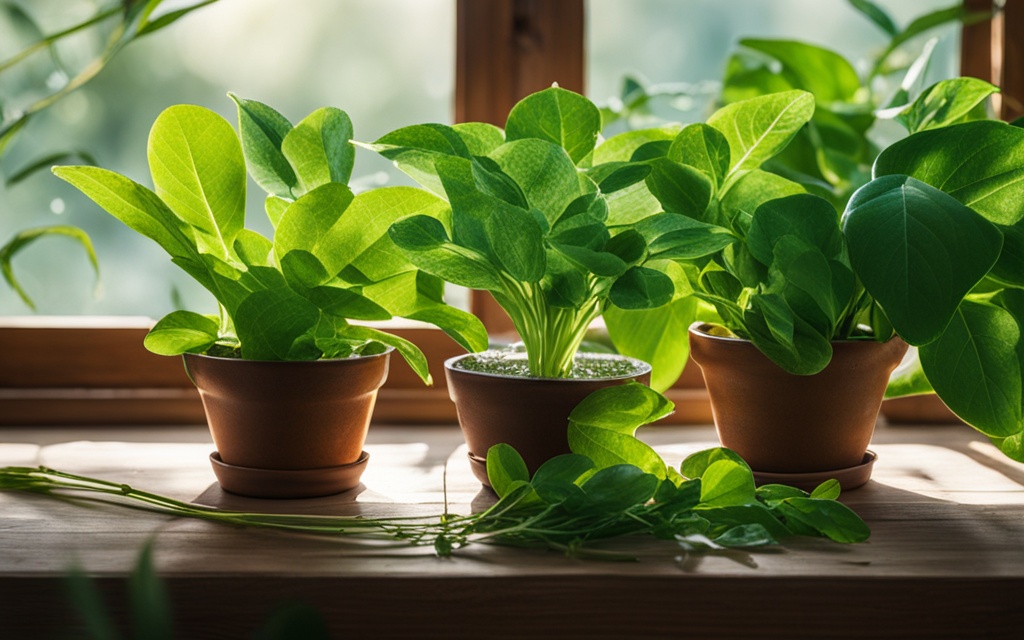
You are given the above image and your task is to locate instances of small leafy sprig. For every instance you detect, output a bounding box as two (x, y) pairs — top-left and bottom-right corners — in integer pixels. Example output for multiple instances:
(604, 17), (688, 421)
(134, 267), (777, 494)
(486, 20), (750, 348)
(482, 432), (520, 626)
(0, 384), (869, 559)
(53, 95), (487, 378)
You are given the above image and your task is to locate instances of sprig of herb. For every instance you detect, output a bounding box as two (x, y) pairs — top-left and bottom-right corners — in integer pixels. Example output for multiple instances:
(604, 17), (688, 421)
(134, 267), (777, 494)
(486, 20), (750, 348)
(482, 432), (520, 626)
(0, 384), (868, 558)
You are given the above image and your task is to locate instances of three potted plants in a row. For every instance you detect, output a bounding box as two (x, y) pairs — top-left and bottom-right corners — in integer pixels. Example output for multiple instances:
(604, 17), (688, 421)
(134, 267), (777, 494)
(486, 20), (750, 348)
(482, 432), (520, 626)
(55, 80), (1024, 498)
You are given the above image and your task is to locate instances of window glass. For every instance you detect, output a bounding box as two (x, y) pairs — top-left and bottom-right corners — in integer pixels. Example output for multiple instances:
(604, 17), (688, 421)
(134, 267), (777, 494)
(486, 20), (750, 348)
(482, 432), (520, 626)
(1, 0), (456, 316)
(587, 0), (961, 128)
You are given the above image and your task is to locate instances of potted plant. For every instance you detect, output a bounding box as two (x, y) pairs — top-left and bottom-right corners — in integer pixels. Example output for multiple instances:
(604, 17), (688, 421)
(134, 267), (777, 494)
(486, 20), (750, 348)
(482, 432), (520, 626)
(606, 79), (1024, 487)
(53, 95), (487, 498)
(362, 86), (734, 484)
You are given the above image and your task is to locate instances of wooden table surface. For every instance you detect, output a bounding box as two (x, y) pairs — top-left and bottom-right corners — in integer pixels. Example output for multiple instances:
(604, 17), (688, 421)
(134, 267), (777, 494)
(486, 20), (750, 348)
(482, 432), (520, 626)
(2, 423), (1023, 639)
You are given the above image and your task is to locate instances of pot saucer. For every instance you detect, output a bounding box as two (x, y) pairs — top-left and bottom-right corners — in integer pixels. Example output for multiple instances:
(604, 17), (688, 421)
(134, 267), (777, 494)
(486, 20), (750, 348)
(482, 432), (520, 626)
(466, 451), (491, 488)
(751, 450), (877, 492)
(209, 451), (369, 499)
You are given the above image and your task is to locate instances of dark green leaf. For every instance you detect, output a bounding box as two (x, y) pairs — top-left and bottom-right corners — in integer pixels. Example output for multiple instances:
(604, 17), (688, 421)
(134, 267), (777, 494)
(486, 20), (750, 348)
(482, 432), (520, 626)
(580, 465), (659, 514)
(5, 150), (97, 186)
(635, 213), (736, 260)
(774, 498), (870, 543)
(485, 204), (546, 282)
(668, 123), (731, 188)
(229, 93), (297, 199)
(128, 540), (173, 640)
(848, 0), (899, 36)
(644, 158), (713, 220)
(609, 266), (674, 309)
(843, 175), (1002, 345)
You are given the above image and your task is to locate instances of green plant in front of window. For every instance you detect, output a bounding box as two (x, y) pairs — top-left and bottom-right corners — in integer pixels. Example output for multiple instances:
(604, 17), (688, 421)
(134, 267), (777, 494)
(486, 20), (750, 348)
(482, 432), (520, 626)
(613, 79), (1024, 462)
(0, 383), (870, 558)
(364, 87), (731, 378)
(52, 95), (488, 379)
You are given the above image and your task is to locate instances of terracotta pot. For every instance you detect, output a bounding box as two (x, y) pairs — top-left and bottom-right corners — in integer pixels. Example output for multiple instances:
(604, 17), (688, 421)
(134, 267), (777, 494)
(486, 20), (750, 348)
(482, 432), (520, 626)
(183, 350), (391, 498)
(688, 323), (908, 482)
(445, 353), (651, 486)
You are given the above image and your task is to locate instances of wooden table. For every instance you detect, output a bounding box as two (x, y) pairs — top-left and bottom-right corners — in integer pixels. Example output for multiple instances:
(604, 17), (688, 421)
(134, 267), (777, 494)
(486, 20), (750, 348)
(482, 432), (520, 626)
(2, 423), (1023, 639)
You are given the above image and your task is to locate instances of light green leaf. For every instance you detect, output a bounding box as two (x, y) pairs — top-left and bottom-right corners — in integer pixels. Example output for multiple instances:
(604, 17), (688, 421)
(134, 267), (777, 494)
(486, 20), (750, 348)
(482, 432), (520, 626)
(634, 213), (736, 261)
(148, 105), (246, 259)
(698, 459), (757, 507)
(595, 126), (681, 164)
(505, 86), (602, 165)
(898, 78), (999, 133)
(740, 39), (862, 104)
(810, 479), (841, 500)
(719, 169), (806, 227)
(873, 120), (1024, 226)
(282, 107), (355, 194)
(273, 183), (355, 269)
(452, 122), (505, 156)
(339, 324), (432, 384)
(143, 310), (219, 356)
(489, 139), (581, 224)
(234, 288), (321, 361)
(0, 225), (98, 310)
(707, 90), (815, 181)
(364, 123), (471, 195)
(681, 448), (751, 479)
(486, 443), (531, 498)
(843, 175), (1002, 345)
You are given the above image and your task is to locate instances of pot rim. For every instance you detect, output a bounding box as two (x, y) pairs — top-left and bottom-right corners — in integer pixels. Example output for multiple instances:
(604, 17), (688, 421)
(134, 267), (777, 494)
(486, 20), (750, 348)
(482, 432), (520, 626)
(444, 351), (652, 382)
(182, 345), (395, 365)
(689, 322), (902, 347)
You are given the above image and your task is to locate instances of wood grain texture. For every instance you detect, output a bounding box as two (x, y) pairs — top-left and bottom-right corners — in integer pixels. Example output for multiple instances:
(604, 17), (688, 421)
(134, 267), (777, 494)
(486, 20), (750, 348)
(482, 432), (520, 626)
(1, 425), (1023, 638)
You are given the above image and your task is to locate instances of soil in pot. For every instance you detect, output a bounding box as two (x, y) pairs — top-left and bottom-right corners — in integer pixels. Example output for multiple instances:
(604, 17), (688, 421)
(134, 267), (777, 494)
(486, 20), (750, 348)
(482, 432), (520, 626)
(688, 323), (908, 488)
(446, 351), (651, 487)
(184, 349), (391, 499)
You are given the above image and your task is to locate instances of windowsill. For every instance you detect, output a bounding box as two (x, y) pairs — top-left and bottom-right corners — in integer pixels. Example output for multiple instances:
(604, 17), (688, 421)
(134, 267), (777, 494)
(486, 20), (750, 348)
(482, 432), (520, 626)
(2, 421), (1023, 637)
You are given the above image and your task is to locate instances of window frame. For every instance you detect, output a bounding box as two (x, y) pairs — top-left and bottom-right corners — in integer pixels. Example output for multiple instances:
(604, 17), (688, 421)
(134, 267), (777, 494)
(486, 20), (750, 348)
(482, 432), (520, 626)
(2, 0), (1012, 426)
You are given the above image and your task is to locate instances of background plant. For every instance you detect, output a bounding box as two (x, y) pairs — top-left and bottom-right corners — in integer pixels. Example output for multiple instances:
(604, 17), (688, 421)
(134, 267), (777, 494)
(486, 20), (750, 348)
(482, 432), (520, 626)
(54, 95), (487, 377)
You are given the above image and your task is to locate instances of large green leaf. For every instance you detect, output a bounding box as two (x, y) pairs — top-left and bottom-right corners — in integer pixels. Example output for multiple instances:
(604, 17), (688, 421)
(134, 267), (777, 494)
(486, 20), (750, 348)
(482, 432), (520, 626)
(667, 124), (731, 189)
(363, 123), (471, 195)
(747, 194), (845, 265)
(719, 169), (806, 229)
(452, 122), (505, 155)
(147, 105), (246, 259)
(634, 213), (736, 260)
(698, 459), (757, 507)
(707, 90), (815, 182)
(484, 203), (546, 283)
(486, 443), (530, 498)
(609, 266), (674, 310)
(843, 175), (1002, 346)
(919, 299), (1023, 440)
(740, 39), (861, 104)
(873, 121), (1024, 226)
(273, 183), (355, 268)
(234, 288), (321, 361)
(229, 93), (297, 199)
(594, 126), (680, 164)
(389, 216), (504, 290)
(282, 107), (354, 194)
(567, 383), (673, 479)
(52, 166), (198, 261)
(339, 324), (432, 384)
(505, 86), (601, 165)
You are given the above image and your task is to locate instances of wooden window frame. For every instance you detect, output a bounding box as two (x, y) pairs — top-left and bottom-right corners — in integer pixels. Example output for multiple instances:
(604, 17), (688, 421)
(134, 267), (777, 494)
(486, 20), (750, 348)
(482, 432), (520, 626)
(1, 0), (1015, 426)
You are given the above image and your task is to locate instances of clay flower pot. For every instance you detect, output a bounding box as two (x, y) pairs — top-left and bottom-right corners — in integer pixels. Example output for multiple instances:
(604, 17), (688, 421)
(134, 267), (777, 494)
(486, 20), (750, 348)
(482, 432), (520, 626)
(183, 350), (391, 498)
(688, 323), (908, 490)
(445, 353), (651, 486)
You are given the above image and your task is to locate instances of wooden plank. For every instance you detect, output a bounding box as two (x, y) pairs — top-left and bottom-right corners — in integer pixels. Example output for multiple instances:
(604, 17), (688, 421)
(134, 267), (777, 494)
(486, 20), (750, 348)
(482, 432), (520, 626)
(1001, 0), (1024, 120)
(961, 0), (994, 83)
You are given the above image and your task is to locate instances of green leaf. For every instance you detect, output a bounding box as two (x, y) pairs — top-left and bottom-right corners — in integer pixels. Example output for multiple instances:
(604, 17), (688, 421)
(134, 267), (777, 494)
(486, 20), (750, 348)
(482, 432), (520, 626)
(605, 261), (698, 392)
(274, 183), (355, 268)
(644, 158), (713, 220)
(719, 170), (806, 228)
(128, 540), (173, 640)
(919, 299), (1023, 439)
(843, 175), (1002, 345)
(773, 498), (870, 543)
(339, 324), (432, 384)
(991, 220), (1024, 286)
(489, 139), (582, 224)
(848, 0), (899, 36)
(740, 39), (861, 104)
(265, 196), (290, 228)
(365, 123), (471, 195)
(873, 120), (1024, 226)
(234, 288), (321, 361)
(505, 86), (602, 165)
(609, 266), (674, 310)
(148, 105), (246, 259)
(885, 345), (934, 399)
(698, 459), (757, 507)
(579, 465), (660, 514)
(485, 204), (546, 283)
(667, 124), (731, 188)
(389, 218), (503, 291)
(52, 166), (199, 262)
(635, 213), (736, 260)
(282, 107), (355, 193)
(143, 311), (219, 356)
(707, 90), (815, 181)
(681, 447), (751, 479)
(898, 78), (999, 134)
(0, 225), (99, 310)
(233, 229), (273, 267)
(452, 122), (505, 155)
(594, 126), (680, 165)
(567, 382), (673, 478)
(530, 454), (595, 505)
(810, 479), (841, 500)
(229, 93), (297, 199)
(486, 443), (531, 498)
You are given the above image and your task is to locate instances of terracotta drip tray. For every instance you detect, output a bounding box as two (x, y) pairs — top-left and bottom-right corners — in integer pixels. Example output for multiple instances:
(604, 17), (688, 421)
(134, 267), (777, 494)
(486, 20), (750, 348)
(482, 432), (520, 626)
(209, 451), (370, 499)
(751, 450), (877, 492)
(466, 451), (492, 487)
